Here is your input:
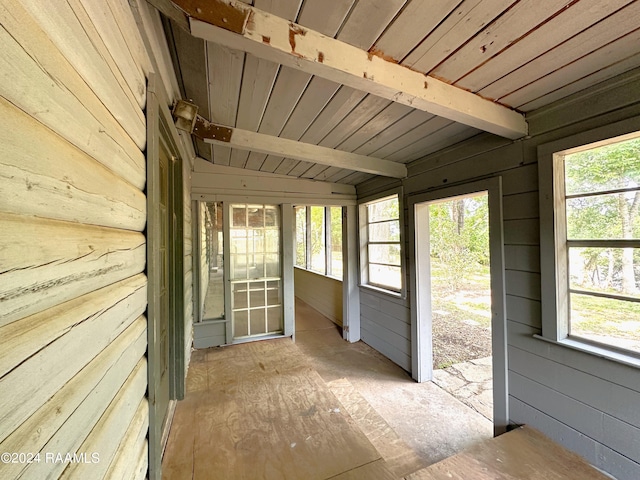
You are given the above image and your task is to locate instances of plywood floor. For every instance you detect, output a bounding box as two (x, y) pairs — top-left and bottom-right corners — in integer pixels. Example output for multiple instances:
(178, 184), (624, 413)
(163, 336), (397, 479)
(163, 299), (493, 479)
(406, 426), (611, 480)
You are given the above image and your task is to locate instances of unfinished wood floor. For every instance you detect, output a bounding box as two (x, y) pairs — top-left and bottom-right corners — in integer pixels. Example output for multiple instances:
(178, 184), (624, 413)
(162, 336), (397, 479)
(163, 300), (491, 479)
(406, 426), (611, 480)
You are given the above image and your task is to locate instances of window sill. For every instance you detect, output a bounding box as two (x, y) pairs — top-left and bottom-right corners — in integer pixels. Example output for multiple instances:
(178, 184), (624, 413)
(533, 334), (640, 369)
(294, 266), (343, 282)
(360, 283), (404, 299)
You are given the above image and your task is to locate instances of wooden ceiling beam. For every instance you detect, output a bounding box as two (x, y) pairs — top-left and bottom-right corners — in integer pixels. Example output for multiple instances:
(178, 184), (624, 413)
(192, 116), (407, 178)
(173, 0), (528, 139)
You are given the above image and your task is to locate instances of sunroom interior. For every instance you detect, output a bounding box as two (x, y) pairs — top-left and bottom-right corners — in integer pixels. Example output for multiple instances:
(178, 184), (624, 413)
(2, 0), (640, 479)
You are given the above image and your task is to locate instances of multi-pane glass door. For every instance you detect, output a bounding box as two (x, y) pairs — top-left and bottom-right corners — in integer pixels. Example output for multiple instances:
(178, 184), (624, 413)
(229, 204), (283, 340)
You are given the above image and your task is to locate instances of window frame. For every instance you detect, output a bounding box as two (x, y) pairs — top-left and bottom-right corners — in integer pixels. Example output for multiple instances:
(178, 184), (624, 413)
(538, 118), (640, 367)
(294, 205), (344, 281)
(358, 188), (405, 297)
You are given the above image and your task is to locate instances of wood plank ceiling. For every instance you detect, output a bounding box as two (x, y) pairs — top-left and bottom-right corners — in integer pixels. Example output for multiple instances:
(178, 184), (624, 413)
(161, 0), (640, 185)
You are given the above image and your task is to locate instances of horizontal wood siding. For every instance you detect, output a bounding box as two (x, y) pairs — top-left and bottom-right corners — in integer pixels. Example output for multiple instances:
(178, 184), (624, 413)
(359, 289), (411, 372)
(0, 1), (155, 478)
(356, 67), (640, 479)
(294, 268), (343, 326)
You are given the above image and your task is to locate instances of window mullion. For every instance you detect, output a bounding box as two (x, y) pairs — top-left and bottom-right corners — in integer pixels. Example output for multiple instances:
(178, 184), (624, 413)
(325, 207), (331, 276)
(305, 207), (311, 270)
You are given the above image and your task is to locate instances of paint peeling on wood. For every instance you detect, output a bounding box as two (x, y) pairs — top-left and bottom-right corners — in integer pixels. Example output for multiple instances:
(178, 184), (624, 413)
(367, 47), (399, 65)
(192, 116), (232, 142)
(288, 23), (306, 58)
(172, 0), (249, 34)
(317, 52), (324, 63)
(261, 35), (270, 44)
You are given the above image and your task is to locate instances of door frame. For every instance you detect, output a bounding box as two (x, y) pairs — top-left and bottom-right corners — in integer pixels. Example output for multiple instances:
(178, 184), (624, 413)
(146, 74), (187, 479)
(192, 195), (296, 345)
(407, 177), (508, 435)
(224, 201), (293, 343)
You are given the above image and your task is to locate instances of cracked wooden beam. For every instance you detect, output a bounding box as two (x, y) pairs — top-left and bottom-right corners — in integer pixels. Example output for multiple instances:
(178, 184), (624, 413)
(192, 116), (407, 178)
(173, 0), (528, 139)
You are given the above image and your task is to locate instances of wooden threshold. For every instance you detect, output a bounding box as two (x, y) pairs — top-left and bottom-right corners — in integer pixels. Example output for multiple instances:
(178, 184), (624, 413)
(405, 425), (611, 480)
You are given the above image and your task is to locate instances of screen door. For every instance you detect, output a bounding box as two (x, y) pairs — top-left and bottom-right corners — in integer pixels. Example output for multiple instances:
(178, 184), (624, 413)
(229, 204), (283, 340)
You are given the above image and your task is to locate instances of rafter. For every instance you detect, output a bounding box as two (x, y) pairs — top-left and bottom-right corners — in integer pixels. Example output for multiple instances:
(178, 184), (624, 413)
(172, 0), (528, 139)
(192, 116), (407, 178)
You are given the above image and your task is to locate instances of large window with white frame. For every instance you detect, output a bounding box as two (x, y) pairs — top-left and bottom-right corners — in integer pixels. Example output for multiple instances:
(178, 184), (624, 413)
(294, 206), (343, 280)
(541, 130), (640, 357)
(359, 192), (403, 295)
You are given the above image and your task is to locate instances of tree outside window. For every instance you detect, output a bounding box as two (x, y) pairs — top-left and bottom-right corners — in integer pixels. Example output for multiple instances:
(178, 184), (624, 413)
(294, 205), (343, 280)
(362, 195), (402, 293)
(561, 136), (640, 353)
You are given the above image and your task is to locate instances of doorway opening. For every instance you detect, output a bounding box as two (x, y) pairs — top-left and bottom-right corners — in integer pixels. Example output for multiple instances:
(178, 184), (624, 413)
(427, 193), (493, 421)
(410, 177), (507, 435)
(230, 204), (283, 341)
(202, 202), (225, 322)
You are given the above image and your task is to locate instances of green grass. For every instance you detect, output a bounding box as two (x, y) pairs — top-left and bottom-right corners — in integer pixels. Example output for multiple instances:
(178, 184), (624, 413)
(431, 258), (492, 328)
(571, 293), (640, 340)
(431, 258), (640, 348)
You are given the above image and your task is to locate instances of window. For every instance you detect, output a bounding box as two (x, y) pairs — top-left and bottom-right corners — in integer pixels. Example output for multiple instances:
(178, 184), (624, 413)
(360, 192), (403, 294)
(541, 130), (640, 357)
(310, 206), (326, 274)
(295, 206), (306, 267)
(294, 206), (343, 280)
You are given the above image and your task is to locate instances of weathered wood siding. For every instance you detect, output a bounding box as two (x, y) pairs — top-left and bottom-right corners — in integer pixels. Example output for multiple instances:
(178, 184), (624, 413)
(294, 268), (343, 326)
(356, 67), (640, 479)
(0, 1), (191, 478)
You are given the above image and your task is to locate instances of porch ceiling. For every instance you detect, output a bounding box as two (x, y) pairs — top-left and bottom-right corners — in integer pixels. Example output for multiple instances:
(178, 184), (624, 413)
(156, 0), (640, 185)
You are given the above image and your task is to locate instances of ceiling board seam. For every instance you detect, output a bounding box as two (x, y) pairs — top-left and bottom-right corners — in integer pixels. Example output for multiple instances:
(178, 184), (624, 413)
(367, 0), (411, 52)
(336, 104), (414, 153)
(452, 0), (582, 87)
(516, 50), (640, 111)
(426, 0), (521, 77)
(291, 83), (343, 143)
(332, 0), (360, 41)
(382, 119), (455, 160)
(397, 0), (466, 65)
(480, 2), (640, 101)
(232, 50), (247, 126)
(497, 25), (640, 105)
(315, 93), (374, 147)
(256, 63), (284, 132)
(368, 115), (439, 158)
